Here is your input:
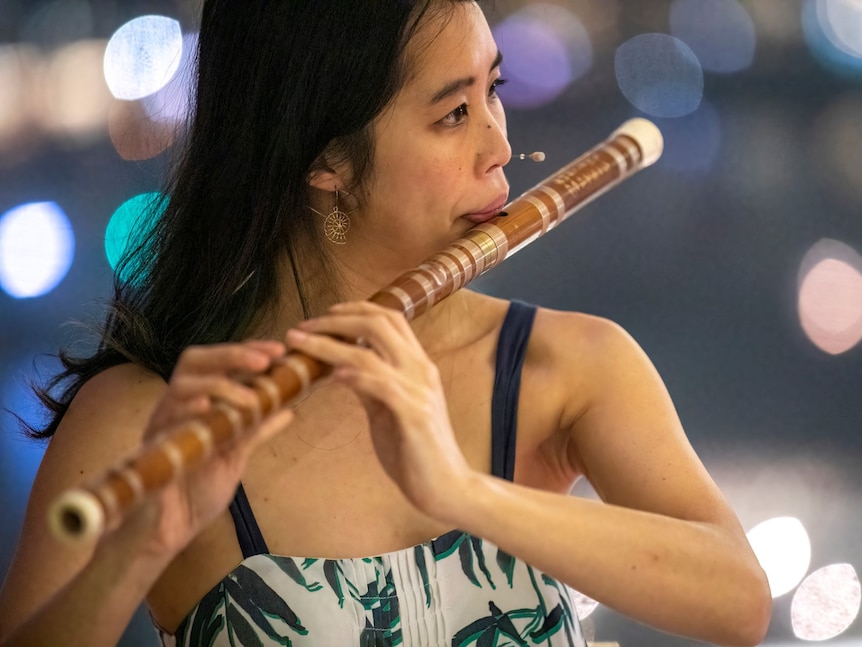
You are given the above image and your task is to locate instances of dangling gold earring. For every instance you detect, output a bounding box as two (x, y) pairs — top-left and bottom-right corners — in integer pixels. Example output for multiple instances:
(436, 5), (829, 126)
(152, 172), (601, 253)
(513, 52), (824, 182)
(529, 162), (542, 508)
(321, 190), (349, 245)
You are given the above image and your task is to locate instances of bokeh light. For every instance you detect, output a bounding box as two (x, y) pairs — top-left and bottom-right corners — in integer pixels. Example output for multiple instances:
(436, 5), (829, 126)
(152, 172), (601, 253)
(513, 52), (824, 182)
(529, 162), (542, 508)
(791, 563), (861, 641)
(142, 32), (197, 126)
(103, 15), (183, 101)
(492, 4), (591, 109)
(0, 45), (41, 155)
(0, 355), (52, 489)
(615, 34), (703, 118)
(104, 193), (164, 278)
(109, 99), (178, 161)
(107, 31), (197, 161)
(803, 0), (862, 76)
(746, 0), (803, 47)
(0, 202), (75, 299)
(817, 0), (862, 57)
(798, 239), (862, 355)
(669, 0), (756, 74)
(40, 39), (112, 143)
(746, 517), (811, 598)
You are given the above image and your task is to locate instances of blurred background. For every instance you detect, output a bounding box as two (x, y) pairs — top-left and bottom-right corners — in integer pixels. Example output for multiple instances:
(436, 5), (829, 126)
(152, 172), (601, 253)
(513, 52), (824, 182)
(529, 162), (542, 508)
(1, 0), (861, 645)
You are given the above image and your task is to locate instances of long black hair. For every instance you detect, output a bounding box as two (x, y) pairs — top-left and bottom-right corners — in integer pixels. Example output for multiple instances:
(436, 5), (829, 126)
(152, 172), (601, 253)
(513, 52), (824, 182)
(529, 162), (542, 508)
(27, 0), (471, 440)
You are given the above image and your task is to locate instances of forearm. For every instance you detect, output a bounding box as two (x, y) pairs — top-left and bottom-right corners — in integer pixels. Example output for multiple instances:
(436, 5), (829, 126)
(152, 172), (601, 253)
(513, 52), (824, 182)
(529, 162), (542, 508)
(447, 473), (770, 647)
(0, 535), (170, 647)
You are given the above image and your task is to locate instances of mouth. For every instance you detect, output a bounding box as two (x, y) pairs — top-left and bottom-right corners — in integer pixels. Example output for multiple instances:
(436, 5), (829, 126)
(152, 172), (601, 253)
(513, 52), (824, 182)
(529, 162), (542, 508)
(461, 194), (509, 224)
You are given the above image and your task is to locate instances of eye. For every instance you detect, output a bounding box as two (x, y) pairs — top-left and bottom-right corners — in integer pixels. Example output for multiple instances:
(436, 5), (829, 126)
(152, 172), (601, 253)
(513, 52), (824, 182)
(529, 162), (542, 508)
(489, 77), (508, 98)
(439, 103), (469, 127)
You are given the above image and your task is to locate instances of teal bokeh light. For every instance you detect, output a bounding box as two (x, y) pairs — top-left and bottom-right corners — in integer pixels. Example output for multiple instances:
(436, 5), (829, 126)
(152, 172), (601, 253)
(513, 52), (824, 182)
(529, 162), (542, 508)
(104, 192), (164, 280)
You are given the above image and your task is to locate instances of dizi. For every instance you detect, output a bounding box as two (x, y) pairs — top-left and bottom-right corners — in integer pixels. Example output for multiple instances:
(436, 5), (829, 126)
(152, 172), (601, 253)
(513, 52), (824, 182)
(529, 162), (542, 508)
(49, 118), (664, 542)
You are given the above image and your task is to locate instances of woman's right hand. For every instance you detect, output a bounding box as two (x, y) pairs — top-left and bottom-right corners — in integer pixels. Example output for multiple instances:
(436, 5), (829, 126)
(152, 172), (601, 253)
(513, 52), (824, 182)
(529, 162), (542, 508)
(110, 340), (295, 560)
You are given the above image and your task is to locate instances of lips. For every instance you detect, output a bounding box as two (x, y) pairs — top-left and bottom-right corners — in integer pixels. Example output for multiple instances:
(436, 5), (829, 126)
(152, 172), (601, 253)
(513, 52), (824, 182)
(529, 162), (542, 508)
(462, 194), (509, 224)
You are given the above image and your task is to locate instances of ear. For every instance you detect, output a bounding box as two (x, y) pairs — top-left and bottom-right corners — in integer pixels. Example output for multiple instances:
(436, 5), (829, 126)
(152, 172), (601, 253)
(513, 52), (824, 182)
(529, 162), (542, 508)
(307, 148), (353, 193)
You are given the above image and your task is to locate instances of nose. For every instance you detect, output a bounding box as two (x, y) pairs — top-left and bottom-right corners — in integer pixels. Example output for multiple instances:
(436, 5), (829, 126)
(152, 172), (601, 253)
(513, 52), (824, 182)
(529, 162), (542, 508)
(477, 104), (511, 175)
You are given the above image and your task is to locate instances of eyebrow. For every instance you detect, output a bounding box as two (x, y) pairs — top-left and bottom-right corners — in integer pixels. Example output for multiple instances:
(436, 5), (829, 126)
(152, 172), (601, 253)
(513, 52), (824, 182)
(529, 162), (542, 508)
(428, 50), (504, 105)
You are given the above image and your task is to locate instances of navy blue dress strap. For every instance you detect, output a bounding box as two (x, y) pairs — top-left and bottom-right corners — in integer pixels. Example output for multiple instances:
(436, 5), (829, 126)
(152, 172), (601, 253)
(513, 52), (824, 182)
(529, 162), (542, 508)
(490, 300), (537, 483)
(229, 482), (269, 557)
(229, 299), (538, 559)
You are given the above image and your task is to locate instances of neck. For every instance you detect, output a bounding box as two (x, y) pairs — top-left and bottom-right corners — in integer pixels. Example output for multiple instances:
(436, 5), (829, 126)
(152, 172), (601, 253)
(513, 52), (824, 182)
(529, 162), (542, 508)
(255, 239), (478, 355)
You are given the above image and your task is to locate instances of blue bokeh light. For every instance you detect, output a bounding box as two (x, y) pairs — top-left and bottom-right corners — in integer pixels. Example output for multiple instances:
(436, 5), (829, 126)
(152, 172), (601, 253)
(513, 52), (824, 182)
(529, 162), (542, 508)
(493, 4), (592, 109)
(615, 33), (704, 118)
(670, 0), (756, 74)
(1, 355), (54, 495)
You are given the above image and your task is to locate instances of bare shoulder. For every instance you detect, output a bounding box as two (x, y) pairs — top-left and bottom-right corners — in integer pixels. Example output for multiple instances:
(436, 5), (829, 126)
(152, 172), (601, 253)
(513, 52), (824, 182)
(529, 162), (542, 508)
(47, 363), (166, 479)
(528, 307), (646, 397)
(531, 306), (637, 358)
(0, 363), (165, 628)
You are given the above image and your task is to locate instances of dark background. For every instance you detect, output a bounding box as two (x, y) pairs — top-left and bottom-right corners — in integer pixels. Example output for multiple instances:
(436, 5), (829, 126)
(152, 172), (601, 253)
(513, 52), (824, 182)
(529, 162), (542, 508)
(1, 1), (860, 645)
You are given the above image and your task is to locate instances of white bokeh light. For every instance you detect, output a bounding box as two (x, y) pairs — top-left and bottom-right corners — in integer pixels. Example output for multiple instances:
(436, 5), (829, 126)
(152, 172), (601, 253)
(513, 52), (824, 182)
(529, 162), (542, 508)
(818, 0), (862, 58)
(803, 0), (862, 75)
(0, 202), (75, 299)
(142, 31), (197, 125)
(103, 15), (183, 101)
(746, 517), (811, 598)
(792, 563), (861, 641)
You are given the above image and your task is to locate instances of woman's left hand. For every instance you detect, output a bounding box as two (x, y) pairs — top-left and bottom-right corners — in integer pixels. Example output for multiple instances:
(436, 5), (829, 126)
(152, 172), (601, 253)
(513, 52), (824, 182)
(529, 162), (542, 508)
(285, 301), (474, 521)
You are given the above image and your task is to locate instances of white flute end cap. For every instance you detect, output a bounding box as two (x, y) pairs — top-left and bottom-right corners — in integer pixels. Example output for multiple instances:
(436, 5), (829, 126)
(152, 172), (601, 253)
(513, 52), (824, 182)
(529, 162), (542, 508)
(48, 489), (105, 542)
(613, 118), (663, 167)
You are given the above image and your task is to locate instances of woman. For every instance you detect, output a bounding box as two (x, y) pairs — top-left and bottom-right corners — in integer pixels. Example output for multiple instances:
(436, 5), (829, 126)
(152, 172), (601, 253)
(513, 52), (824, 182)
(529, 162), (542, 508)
(0, 1), (771, 645)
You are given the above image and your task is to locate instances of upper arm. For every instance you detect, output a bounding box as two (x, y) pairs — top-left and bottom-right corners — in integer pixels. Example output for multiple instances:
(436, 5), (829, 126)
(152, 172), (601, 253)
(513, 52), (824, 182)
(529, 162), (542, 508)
(0, 363), (166, 634)
(554, 313), (742, 530)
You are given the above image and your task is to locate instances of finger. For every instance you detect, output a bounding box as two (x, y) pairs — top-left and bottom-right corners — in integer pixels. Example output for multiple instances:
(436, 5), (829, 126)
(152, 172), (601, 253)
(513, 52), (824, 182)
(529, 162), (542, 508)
(146, 394), (210, 434)
(329, 301), (415, 335)
(169, 374), (262, 411)
(285, 328), (386, 371)
(331, 365), (417, 420)
(175, 343), (276, 377)
(297, 313), (417, 366)
(241, 339), (286, 357)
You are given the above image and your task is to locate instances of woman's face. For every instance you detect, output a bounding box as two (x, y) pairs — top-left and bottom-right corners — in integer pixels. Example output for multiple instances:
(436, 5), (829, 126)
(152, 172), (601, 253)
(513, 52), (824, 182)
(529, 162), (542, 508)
(350, 2), (511, 274)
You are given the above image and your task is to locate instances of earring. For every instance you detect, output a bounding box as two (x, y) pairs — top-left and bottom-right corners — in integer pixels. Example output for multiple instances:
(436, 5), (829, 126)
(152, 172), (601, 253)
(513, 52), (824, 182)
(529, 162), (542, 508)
(322, 190), (350, 245)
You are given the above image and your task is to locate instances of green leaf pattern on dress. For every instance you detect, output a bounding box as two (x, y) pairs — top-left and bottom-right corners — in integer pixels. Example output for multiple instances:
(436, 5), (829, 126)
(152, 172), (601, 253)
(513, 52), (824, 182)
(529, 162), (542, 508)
(161, 533), (585, 647)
